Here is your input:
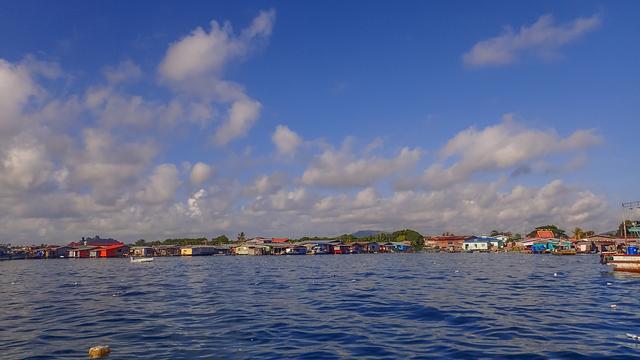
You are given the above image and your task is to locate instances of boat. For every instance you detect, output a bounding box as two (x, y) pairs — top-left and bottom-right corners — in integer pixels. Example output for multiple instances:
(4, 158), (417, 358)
(130, 256), (154, 263)
(602, 245), (640, 272)
(552, 249), (577, 256)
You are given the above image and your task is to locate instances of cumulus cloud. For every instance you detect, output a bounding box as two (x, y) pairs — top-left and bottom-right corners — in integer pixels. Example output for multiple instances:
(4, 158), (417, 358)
(422, 120), (601, 188)
(302, 146), (421, 188)
(190, 162), (213, 186)
(187, 189), (207, 217)
(72, 129), (158, 203)
(136, 164), (181, 204)
(1, 141), (54, 191)
(103, 60), (142, 84)
(463, 14), (601, 67)
(236, 179), (612, 238)
(0, 20), (618, 244)
(0, 59), (40, 135)
(159, 9), (275, 83)
(159, 10), (274, 145)
(272, 125), (302, 156)
(213, 98), (261, 146)
(249, 172), (288, 195)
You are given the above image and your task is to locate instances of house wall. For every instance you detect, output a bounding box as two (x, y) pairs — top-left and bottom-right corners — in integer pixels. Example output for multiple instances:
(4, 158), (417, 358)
(464, 242), (488, 251)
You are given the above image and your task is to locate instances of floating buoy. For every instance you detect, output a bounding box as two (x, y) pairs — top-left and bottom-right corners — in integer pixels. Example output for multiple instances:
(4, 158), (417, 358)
(611, 304), (618, 309)
(455, 270), (459, 273)
(553, 273), (558, 277)
(88, 345), (110, 358)
(606, 282), (612, 286)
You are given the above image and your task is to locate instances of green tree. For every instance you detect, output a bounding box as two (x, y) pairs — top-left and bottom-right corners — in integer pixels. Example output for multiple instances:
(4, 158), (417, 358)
(237, 232), (246, 242)
(392, 229), (424, 251)
(527, 225), (568, 239)
(211, 235), (230, 245)
(573, 227), (584, 240)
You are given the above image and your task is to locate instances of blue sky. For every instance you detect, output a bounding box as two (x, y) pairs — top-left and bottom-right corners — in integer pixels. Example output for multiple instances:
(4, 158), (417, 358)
(1, 1), (639, 243)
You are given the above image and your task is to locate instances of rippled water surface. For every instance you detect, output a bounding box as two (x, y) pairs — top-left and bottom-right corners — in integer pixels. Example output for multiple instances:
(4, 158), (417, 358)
(2, 253), (640, 359)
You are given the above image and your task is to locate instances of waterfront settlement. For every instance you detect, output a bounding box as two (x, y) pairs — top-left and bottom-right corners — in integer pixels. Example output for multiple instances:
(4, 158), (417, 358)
(2, 223), (639, 260)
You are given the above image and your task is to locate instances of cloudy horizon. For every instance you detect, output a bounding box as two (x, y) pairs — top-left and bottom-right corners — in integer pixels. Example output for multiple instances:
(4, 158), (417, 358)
(1, 2), (639, 244)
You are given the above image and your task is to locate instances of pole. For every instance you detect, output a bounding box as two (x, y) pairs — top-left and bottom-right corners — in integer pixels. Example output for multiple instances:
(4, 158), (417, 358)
(623, 206), (627, 240)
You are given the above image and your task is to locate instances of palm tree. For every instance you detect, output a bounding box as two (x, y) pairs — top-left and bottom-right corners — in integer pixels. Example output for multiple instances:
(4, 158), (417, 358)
(573, 227), (584, 240)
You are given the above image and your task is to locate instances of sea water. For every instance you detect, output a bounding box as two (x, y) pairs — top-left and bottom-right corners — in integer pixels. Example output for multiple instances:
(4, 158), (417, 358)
(1, 253), (639, 359)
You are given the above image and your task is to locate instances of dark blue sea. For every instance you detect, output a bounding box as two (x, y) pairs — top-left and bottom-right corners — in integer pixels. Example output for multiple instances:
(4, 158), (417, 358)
(1, 253), (640, 359)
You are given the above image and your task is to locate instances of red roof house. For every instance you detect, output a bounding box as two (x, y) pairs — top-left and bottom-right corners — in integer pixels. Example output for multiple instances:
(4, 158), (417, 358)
(88, 244), (129, 258)
(535, 230), (555, 239)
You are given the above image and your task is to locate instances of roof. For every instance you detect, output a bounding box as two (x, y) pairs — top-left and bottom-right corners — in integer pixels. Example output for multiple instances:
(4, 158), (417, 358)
(427, 236), (472, 242)
(99, 244), (128, 250)
(464, 238), (490, 243)
(70, 246), (96, 251)
(390, 242), (412, 247)
(271, 238), (289, 243)
(536, 230), (555, 239)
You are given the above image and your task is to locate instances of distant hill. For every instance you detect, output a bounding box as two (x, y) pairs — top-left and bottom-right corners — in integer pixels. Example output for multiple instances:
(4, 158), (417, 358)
(351, 230), (385, 238)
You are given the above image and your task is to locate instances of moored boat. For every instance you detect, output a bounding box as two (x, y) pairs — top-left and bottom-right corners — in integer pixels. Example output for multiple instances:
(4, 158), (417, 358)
(552, 249), (577, 255)
(603, 245), (640, 272)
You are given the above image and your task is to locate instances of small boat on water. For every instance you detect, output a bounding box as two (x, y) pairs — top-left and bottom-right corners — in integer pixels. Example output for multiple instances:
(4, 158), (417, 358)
(552, 249), (577, 256)
(602, 246), (640, 272)
(130, 256), (154, 263)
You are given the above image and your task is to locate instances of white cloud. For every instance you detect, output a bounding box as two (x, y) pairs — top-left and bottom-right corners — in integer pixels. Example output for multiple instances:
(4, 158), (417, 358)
(249, 172), (288, 195)
(159, 9), (275, 85)
(302, 146), (421, 188)
(463, 14), (601, 67)
(187, 189), (207, 217)
(0, 59), (40, 135)
(1, 141), (54, 191)
(190, 162), (213, 186)
(158, 10), (275, 146)
(213, 98), (261, 146)
(103, 60), (142, 84)
(0, 25), (619, 245)
(422, 120), (601, 188)
(84, 87), (184, 129)
(272, 125), (302, 156)
(136, 164), (181, 204)
(72, 129), (158, 203)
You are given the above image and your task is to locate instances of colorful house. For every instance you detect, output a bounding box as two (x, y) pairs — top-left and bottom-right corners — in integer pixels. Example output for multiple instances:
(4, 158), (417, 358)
(131, 246), (154, 257)
(44, 246), (71, 258)
(180, 246), (219, 256)
(284, 245), (308, 255)
(330, 243), (350, 254)
(68, 246), (96, 258)
(385, 242), (413, 252)
(463, 238), (490, 252)
(424, 236), (471, 252)
(234, 245), (266, 256)
(90, 244), (129, 258)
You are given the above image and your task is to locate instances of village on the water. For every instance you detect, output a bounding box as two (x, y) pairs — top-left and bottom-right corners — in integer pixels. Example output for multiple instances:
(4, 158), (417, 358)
(2, 220), (640, 265)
